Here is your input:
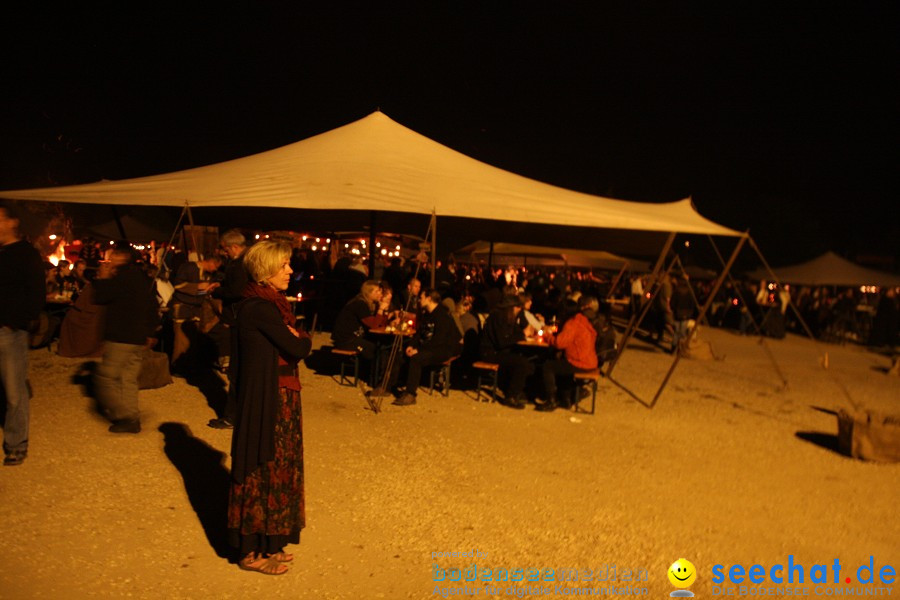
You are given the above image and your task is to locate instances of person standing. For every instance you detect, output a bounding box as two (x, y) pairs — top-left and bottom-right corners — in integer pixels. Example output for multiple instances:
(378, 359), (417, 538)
(670, 274), (696, 353)
(92, 244), (160, 433)
(228, 240), (312, 576)
(170, 254), (222, 373)
(208, 229), (249, 429)
(0, 202), (45, 466)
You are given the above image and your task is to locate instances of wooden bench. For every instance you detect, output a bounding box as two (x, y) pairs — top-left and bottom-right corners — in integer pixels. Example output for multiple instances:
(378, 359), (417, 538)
(572, 370), (601, 415)
(332, 348), (360, 386)
(426, 355), (458, 397)
(472, 361), (500, 403)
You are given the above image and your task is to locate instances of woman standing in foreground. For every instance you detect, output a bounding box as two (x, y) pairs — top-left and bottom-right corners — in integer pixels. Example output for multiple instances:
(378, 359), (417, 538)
(228, 240), (312, 575)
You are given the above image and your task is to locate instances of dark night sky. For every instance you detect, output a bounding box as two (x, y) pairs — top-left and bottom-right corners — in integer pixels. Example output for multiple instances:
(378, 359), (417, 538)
(1, 4), (897, 266)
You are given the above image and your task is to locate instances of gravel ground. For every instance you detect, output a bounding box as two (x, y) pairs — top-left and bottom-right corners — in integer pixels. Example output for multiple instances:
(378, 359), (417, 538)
(1, 328), (898, 599)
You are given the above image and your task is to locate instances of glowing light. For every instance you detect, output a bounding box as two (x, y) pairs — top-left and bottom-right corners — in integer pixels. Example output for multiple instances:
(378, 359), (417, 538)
(376, 242), (381, 247)
(315, 238), (320, 243)
(255, 234), (260, 240)
(311, 245), (317, 251)
(296, 292), (302, 300)
(49, 234), (58, 240)
(684, 241), (690, 247)
(325, 238), (330, 243)
(302, 235), (308, 241)
(381, 248), (387, 255)
(264, 235), (270, 239)
(344, 243), (349, 248)
(465, 275), (471, 281)
(395, 245), (400, 250)
(732, 298), (739, 305)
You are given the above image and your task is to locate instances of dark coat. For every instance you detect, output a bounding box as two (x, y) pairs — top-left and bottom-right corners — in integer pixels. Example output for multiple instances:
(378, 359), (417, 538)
(479, 307), (525, 360)
(412, 304), (461, 356)
(92, 263), (159, 345)
(211, 254), (248, 325)
(230, 297), (312, 484)
(0, 239), (45, 331)
(331, 297), (377, 344)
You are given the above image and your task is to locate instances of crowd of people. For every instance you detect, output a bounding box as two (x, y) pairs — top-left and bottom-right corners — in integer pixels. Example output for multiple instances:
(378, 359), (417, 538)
(2, 202), (899, 576)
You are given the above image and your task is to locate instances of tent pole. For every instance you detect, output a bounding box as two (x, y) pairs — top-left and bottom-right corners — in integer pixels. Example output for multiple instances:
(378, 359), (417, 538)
(671, 254), (708, 326)
(747, 236), (819, 343)
(606, 231), (676, 376)
(706, 235), (761, 336)
(430, 210), (437, 289)
(706, 234), (789, 388)
(649, 234), (747, 408)
(111, 206), (127, 240)
(746, 236), (859, 410)
(369, 211), (377, 278)
(606, 262), (628, 300)
(184, 203), (201, 259)
(156, 204), (189, 278)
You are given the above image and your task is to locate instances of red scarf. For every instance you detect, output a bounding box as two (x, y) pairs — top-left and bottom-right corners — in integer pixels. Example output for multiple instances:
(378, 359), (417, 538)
(243, 282), (295, 327)
(242, 282), (302, 391)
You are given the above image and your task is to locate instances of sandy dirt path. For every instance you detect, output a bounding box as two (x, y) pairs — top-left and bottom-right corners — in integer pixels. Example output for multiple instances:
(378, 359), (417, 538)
(1, 328), (897, 598)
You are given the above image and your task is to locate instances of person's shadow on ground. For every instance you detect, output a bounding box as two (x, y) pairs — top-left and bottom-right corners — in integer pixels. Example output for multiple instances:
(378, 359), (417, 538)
(158, 422), (232, 559)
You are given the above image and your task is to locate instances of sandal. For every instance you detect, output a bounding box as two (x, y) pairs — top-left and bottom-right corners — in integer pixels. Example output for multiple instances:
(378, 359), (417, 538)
(266, 551), (294, 563)
(238, 552), (288, 576)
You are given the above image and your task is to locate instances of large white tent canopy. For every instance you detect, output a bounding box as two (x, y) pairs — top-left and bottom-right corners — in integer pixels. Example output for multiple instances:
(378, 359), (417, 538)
(0, 111), (740, 238)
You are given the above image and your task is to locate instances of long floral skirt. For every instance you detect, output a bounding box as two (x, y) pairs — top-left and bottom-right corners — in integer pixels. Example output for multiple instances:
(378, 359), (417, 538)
(227, 387), (305, 556)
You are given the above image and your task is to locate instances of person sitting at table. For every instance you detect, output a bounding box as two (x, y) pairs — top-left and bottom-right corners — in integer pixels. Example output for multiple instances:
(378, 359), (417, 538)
(331, 280), (399, 393)
(479, 294), (535, 409)
(393, 289), (461, 406)
(400, 275), (422, 314)
(536, 294), (600, 412)
(516, 292), (545, 332)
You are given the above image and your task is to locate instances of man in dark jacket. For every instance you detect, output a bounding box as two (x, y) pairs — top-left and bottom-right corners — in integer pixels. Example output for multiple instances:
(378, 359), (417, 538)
(92, 245), (160, 433)
(394, 290), (461, 406)
(208, 229), (249, 429)
(0, 201), (45, 465)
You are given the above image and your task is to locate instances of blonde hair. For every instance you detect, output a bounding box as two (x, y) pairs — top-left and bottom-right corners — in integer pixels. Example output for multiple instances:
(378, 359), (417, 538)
(358, 280), (381, 310)
(243, 240), (291, 283)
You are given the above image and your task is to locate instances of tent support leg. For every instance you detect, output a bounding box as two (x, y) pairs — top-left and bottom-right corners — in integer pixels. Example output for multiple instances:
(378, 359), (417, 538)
(184, 203), (201, 259)
(606, 262), (628, 300)
(746, 237), (859, 410)
(430, 210), (437, 289)
(111, 206), (127, 240)
(156, 204), (189, 276)
(369, 211), (377, 274)
(606, 231), (676, 377)
(707, 235), (787, 388)
(671, 254), (708, 326)
(650, 234), (747, 408)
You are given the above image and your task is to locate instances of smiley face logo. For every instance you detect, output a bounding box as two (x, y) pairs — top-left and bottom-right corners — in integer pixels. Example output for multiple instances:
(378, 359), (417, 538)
(668, 558), (697, 588)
